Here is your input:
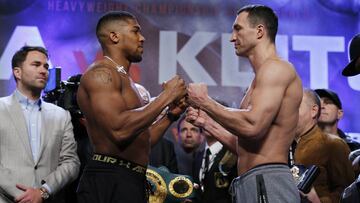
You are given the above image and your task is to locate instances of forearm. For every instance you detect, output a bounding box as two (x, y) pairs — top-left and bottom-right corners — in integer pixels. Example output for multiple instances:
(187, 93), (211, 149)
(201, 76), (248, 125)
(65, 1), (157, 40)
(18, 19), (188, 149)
(201, 97), (260, 139)
(149, 114), (173, 147)
(113, 91), (173, 143)
(43, 159), (79, 194)
(204, 118), (238, 154)
(0, 166), (17, 198)
(43, 121), (80, 194)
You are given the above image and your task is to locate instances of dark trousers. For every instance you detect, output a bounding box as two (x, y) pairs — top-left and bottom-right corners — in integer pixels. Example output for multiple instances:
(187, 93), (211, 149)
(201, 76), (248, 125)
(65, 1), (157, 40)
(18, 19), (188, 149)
(77, 159), (148, 203)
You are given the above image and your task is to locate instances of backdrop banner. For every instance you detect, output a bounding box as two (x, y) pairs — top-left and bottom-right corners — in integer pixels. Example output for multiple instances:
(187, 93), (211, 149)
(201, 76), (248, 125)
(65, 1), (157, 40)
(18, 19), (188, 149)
(1, 0), (359, 137)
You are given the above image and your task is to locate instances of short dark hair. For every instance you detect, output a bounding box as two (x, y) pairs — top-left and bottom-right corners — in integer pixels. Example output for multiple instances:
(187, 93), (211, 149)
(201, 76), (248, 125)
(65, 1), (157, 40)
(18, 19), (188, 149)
(177, 114), (203, 133)
(96, 11), (136, 39)
(11, 46), (48, 81)
(12, 46), (48, 70)
(237, 5), (278, 43)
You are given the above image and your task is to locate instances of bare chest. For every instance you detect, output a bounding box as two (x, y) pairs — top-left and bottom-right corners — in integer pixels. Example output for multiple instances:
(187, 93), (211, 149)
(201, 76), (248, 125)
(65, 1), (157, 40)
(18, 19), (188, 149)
(120, 77), (144, 109)
(240, 87), (253, 109)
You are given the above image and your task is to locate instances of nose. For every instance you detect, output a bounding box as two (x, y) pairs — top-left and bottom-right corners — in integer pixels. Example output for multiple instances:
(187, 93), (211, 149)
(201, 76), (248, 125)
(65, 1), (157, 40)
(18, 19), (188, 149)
(140, 34), (145, 42)
(230, 31), (236, 42)
(320, 101), (325, 109)
(39, 65), (48, 75)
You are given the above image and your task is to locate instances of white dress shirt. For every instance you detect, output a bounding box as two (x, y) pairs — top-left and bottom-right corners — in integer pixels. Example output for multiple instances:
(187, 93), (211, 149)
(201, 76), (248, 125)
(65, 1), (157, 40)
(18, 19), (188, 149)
(199, 141), (223, 182)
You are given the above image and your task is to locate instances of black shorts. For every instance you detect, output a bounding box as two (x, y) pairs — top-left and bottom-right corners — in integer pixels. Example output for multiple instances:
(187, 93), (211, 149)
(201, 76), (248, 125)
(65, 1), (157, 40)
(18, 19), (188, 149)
(77, 154), (148, 203)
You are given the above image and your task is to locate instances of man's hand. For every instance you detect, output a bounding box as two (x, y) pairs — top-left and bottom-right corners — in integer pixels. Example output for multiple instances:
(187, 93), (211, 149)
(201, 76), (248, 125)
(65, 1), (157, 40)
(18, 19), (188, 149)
(187, 83), (209, 108)
(186, 106), (207, 128)
(168, 97), (188, 117)
(162, 75), (187, 102)
(300, 187), (321, 203)
(15, 184), (43, 203)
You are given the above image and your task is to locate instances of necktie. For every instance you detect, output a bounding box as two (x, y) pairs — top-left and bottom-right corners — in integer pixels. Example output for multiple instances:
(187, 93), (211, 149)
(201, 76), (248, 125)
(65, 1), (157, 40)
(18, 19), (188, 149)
(201, 148), (211, 191)
(204, 148), (211, 173)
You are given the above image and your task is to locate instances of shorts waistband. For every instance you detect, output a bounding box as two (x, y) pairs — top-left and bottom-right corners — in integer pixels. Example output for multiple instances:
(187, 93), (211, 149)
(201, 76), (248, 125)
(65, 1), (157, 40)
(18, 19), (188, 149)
(237, 163), (290, 180)
(92, 153), (147, 175)
(250, 162), (288, 171)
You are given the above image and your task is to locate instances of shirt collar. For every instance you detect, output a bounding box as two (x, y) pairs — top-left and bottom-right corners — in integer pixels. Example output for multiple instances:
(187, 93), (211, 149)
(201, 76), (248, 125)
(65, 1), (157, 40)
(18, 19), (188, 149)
(205, 141), (223, 155)
(14, 89), (42, 109)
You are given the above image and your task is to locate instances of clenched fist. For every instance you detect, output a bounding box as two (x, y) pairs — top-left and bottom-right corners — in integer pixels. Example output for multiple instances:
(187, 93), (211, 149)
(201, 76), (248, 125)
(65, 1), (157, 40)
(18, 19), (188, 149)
(187, 83), (209, 108)
(186, 106), (207, 128)
(162, 75), (187, 102)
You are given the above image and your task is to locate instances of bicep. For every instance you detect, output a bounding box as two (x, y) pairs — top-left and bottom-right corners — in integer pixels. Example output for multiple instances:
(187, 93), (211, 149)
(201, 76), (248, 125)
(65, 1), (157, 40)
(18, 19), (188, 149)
(248, 67), (290, 125)
(81, 69), (127, 130)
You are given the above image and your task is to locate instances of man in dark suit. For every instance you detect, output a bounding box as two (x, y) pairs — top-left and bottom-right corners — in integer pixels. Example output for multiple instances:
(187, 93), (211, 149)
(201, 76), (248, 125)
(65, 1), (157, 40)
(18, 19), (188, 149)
(174, 116), (204, 176)
(150, 138), (179, 173)
(193, 130), (237, 203)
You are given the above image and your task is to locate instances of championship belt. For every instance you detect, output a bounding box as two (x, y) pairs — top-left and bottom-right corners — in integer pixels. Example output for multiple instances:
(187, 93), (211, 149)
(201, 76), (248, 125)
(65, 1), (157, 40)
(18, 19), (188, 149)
(290, 164), (305, 183)
(291, 164), (320, 193)
(146, 166), (196, 203)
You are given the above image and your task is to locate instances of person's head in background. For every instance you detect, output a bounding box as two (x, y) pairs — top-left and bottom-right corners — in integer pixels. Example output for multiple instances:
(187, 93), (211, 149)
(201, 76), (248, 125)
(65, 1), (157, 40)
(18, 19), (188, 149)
(342, 34), (360, 76)
(176, 115), (204, 153)
(314, 89), (343, 135)
(12, 46), (49, 99)
(295, 89), (321, 139)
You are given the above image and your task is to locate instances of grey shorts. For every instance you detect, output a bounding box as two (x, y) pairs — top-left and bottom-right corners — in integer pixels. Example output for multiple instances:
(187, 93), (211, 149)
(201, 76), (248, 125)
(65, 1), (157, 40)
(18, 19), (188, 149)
(230, 163), (300, 203)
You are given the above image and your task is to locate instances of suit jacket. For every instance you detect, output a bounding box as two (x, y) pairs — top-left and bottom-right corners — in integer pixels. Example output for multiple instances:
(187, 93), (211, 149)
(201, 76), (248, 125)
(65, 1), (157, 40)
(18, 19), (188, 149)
(193, 147), (237, 203)
(0, 93), (80, 203)
(149, 138), (178, 173)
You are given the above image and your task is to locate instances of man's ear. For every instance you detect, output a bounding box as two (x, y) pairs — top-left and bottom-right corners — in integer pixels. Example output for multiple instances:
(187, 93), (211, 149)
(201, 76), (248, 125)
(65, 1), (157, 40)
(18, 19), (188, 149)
(13, 67), (21, 81)
(311, 104), (319, 119)
(256, 24), (265, 39)
(337, 109), (344, 120)
(109, 32), (120, 43)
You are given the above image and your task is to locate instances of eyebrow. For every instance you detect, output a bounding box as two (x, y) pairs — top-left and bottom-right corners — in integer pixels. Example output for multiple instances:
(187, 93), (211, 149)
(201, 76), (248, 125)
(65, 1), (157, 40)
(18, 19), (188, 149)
(32, 60), (49, 67)
(133, 25), (141, 30)
(233, 24), (241, 30)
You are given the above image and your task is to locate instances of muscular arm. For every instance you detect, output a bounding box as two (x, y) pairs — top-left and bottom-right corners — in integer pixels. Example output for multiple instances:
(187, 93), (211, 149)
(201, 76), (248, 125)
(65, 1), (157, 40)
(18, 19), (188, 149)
(78, 66), (185, 148)
(187, 107), (237, 154)
(191, 61), (293, 140)
(148, 98), (187, 146)
(147, 114), (172, 146)
(203, 117), (238, 154)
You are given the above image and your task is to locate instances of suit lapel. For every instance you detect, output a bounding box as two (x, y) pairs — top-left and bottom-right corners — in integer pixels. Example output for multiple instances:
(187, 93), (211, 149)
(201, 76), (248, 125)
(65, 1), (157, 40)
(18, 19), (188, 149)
(193, 150), (204, 183)
(208, 147), (226, 173)
(7, 94), (34, 163)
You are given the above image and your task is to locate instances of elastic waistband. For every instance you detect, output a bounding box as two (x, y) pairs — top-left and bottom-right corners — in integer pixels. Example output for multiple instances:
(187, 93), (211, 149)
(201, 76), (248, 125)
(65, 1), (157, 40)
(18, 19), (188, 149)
(92, 153), (147, 175)
(250, 162), (288, 171)
(237, 163), (290, 180)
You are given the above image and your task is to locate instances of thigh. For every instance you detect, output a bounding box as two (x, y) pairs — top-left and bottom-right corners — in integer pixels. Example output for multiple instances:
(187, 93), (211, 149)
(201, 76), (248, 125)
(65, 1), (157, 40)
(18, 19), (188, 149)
(262, 172), (300, 203)
(77, 170), (147, 203)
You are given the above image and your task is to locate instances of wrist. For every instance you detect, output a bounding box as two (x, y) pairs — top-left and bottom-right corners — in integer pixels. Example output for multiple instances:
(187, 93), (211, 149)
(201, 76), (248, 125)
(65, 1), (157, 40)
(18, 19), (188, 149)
(39, 187), (50, 200)
(203, 118), (214, 132)
(199, 96), (212, 110)
(166, 110), (180, 122)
